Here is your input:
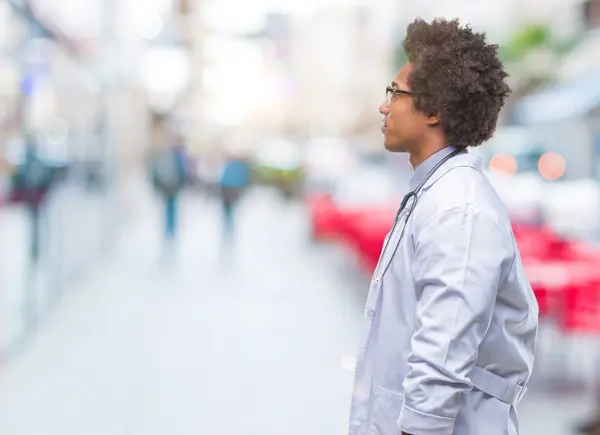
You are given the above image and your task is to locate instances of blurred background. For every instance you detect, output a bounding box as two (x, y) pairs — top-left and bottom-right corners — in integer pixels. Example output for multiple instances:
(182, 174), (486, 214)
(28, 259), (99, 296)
(0, 0), (600, 434)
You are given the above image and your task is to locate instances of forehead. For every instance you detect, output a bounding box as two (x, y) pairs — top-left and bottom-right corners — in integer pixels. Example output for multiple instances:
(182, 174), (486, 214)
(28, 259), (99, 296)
(393, 63), (412, 88)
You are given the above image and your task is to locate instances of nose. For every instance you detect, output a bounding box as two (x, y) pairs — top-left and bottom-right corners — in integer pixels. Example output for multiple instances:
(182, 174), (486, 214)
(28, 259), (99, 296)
(379, 103), (388, 115)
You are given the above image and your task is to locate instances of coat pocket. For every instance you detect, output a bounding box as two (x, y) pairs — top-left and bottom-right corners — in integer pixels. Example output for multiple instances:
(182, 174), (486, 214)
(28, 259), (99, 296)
(368, 386), (404, 435)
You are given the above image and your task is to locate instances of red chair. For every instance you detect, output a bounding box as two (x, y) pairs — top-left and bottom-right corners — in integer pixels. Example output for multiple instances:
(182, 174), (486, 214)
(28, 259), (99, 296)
(554, 282), (600, 391)
(561, 282), (600, 334)
(524, 260), (570, 319)
(334, 205), (394, 272)
(531, 283), (558, 318)
(306, 193), (344, 241)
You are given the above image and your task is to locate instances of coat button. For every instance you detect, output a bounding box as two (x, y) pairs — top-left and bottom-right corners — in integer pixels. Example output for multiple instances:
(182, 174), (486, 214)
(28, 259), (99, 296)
(365, 309), (375, 319)
(372, 277), (380, 284)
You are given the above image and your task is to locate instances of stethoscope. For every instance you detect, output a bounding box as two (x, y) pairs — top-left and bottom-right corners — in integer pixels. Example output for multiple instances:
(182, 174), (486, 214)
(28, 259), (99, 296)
(372, 148), (465, 283)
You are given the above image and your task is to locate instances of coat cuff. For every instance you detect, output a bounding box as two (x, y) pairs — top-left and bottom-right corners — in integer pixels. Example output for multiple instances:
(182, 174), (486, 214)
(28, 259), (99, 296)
(398, 405), (456, 435)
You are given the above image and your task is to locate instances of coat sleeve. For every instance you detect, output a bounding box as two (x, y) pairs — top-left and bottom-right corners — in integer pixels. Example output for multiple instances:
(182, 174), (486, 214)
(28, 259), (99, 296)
(398, 204), (515, 435)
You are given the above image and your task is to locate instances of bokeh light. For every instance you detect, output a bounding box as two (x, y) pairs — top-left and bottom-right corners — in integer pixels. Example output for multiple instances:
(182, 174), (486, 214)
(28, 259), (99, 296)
(489, 153), (518, 175)
(538, 152), (566, 181)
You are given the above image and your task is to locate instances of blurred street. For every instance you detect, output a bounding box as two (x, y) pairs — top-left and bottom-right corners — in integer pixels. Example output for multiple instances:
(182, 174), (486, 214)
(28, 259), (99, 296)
(0, 183), (108, 354)
(0, 186), (366, 434)
(0, 186), (595, 435)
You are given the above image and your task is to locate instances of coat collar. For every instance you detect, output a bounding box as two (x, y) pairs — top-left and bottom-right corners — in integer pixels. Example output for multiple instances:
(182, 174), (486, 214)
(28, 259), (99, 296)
(408, 147), (482, 192)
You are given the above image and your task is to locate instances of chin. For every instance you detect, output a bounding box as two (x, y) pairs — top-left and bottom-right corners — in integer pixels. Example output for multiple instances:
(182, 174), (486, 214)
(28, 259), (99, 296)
(383, 138), (406, 153)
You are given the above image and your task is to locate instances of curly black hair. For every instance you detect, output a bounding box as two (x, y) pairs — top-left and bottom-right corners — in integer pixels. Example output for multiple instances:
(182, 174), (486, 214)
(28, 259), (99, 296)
(403, 18), (510, 149)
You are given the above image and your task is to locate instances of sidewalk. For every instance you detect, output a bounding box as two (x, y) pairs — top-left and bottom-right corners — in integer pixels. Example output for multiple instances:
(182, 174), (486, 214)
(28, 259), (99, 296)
(0, 184), (108, 357)
(0, 188), (360, 435)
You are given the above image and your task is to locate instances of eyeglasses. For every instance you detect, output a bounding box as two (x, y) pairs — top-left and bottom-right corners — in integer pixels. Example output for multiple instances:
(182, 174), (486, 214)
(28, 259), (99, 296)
(384, 86), (412, 108)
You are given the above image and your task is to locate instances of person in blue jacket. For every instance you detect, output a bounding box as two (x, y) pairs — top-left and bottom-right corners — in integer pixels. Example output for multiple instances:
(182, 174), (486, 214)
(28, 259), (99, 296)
(219, 155), (250, 238)
(151, 137), (188, 243)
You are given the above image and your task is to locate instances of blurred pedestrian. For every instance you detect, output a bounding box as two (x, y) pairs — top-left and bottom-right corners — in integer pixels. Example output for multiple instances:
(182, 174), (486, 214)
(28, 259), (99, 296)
(150, 135), (188, 244)
(577, 416), (600, 435)
(12, 135), (54, 263)
(219, 154), (250, 239)
(348, 18), (538, 435)
(576, 397), (600, 435)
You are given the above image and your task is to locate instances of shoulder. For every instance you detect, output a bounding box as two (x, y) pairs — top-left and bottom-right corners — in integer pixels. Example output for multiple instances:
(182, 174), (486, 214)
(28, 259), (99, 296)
(412, 166), (513, 240)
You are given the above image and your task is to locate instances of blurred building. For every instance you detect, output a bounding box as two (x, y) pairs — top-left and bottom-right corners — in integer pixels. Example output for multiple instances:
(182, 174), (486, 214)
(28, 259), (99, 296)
(276, 0), (401, 145)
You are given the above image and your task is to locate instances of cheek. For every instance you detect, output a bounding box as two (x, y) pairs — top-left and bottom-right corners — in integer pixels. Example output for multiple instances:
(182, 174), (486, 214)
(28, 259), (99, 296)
(390, 101), (412, 119)
(388, 106), (408, 127)
(390, 109), (420, 138)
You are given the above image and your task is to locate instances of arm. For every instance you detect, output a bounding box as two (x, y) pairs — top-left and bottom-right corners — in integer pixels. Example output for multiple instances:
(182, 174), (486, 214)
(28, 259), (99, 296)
(398, 204), (515, 435)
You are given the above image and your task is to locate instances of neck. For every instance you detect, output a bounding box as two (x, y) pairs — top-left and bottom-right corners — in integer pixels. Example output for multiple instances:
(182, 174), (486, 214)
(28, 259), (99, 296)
(409, 141), (448, 169)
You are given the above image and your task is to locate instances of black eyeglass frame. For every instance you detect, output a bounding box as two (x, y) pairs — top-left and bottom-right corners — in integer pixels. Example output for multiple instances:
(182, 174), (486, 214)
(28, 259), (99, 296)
(384, 85), (412, 107)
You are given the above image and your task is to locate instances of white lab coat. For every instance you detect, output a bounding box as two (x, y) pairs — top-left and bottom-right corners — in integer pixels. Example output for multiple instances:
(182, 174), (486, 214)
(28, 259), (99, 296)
(348, 147), (538, 435)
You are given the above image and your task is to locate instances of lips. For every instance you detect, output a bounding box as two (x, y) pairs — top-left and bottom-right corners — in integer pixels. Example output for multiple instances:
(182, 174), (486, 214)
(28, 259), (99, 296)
(381, 120), (388, 134)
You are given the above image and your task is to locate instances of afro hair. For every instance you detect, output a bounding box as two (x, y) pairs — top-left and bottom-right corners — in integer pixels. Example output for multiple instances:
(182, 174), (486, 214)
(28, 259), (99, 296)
(402, 18), (511, 149)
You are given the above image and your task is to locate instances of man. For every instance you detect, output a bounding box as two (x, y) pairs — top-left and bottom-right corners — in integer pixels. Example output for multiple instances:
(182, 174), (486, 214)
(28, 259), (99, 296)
(348, 18), (538, 435)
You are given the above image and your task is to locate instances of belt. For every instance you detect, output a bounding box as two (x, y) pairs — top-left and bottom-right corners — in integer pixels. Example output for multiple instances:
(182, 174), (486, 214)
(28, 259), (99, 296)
(469, 365), (527, 406)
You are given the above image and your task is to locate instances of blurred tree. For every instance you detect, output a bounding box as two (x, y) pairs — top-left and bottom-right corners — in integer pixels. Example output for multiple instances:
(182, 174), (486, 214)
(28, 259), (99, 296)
(499, 23), (582, 97)
(500, 24), (551, 64)
(393, 43), (408, 72)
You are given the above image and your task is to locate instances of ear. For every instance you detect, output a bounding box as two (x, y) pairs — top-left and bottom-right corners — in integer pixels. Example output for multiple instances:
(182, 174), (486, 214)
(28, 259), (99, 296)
(426, 112), (441, 126)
